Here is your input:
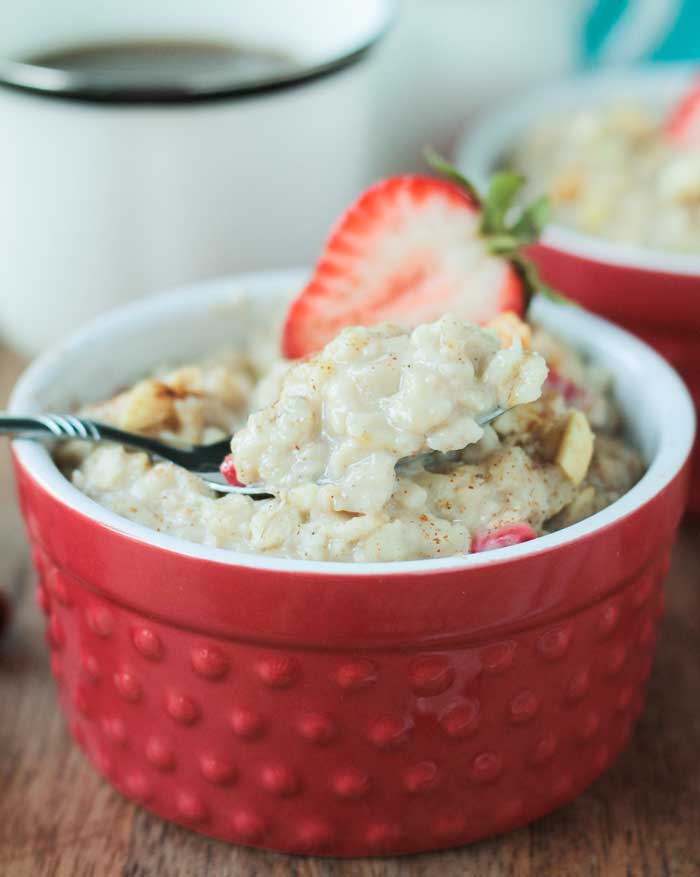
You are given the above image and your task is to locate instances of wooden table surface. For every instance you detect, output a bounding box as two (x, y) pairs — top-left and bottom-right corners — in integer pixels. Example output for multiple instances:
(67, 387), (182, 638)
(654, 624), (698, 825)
(1, 345), (699, 877)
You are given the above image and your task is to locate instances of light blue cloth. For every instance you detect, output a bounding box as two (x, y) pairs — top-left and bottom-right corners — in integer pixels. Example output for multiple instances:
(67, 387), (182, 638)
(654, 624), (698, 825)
(581, 0), (700, 65)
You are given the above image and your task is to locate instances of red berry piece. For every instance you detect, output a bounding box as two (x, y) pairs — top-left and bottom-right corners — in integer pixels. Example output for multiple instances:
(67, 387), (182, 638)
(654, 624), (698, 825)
(219, 454), (242, 486)
(472, 523), (537, 553)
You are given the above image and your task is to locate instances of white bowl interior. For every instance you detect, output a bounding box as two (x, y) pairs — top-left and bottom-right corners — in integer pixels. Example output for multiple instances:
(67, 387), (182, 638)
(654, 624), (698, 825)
(456, 62), (700, 275)
(9, 270), (696, 575)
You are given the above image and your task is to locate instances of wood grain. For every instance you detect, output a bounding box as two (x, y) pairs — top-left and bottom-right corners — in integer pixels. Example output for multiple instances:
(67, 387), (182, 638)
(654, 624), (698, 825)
(1, 344), (699, 876)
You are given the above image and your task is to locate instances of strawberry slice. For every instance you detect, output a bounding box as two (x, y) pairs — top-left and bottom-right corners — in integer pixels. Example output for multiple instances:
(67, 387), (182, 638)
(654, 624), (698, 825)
(282, 155), (549, 359)
(472, 523), (537, 553)
(665, 75), (700, 148)
(219, 453), (242, 486)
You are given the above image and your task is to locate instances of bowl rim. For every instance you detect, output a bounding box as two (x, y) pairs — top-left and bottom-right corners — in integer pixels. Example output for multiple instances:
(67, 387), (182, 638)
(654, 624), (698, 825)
(455, 61), (700, 277)
(9, 269), (696, 577)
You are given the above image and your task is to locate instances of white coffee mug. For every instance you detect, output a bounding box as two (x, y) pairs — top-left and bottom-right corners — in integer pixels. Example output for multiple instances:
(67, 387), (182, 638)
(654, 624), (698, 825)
(0, 0), (394, 356)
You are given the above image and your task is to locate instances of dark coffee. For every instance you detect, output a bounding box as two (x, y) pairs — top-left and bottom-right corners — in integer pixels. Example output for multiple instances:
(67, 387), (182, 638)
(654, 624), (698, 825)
(27, 39), (298, 87)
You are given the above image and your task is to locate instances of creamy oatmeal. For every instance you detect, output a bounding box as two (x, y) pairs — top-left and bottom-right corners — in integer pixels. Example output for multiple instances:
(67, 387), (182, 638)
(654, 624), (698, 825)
(511, 103), (700, 252)
(232, 315), (547, 514)
(64, 311), (643, 561)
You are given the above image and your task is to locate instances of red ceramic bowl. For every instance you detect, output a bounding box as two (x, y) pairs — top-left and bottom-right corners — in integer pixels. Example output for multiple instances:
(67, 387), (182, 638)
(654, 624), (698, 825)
(9, 271), (695, 857)
(457, 63), (700, 516)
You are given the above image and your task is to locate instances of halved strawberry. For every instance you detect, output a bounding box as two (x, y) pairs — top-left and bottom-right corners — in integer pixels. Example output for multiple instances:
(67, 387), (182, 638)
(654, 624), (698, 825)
(282, 154), (549, 359)
(471, 523), (537, 553)
(665, 75), (700, 148)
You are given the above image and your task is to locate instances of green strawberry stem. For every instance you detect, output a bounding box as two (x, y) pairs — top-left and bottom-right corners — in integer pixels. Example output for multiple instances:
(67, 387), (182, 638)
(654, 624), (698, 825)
(423, 148), (573, 311)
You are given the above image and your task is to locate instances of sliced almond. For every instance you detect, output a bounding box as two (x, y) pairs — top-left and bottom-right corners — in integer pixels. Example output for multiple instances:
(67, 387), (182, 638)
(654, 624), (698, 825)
(486, 311), (532, 350)
(89, 379), (176, 433)
(555, 410), (594, 486)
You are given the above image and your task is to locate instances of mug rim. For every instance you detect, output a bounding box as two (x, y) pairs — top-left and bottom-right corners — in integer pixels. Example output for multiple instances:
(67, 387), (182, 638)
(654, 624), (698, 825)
(0, 0), (396, 104)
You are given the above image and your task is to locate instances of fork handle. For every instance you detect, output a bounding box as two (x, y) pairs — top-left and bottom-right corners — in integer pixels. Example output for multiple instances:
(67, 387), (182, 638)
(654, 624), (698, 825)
(0, 413), (203, 470)
(0, 414), (103, 441)
(0, 414), (160, 454)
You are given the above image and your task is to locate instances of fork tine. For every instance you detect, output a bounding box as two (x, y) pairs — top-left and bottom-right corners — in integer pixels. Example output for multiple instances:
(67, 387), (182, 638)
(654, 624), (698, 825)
(35, 415), (65, 437)
(64, 415), (89, 439)
(201, 474), (272, 498)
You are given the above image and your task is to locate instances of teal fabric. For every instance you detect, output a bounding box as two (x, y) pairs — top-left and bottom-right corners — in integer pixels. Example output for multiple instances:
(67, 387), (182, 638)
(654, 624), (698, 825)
(650, 3), (700, 60)
(581, 0), (700, 65)
(583, 0), (632, 64)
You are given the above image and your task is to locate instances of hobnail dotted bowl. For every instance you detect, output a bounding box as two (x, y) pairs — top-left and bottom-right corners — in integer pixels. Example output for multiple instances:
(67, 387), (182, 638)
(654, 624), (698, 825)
(9, 270), (695, 857)
(456, 63), (700, 515)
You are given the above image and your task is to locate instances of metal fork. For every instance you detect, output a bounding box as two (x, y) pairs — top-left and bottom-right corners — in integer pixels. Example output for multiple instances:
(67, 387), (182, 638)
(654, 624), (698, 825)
(2, 414), (244, 494)
(2, 408), (507, 498)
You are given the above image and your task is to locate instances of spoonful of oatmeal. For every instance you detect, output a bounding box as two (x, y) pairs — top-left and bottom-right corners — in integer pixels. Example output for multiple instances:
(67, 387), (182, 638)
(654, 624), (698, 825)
(218, 311), (546, 509)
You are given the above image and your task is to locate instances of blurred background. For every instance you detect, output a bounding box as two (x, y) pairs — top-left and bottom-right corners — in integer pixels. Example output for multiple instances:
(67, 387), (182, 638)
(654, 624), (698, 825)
(0, 0), (698, 359)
